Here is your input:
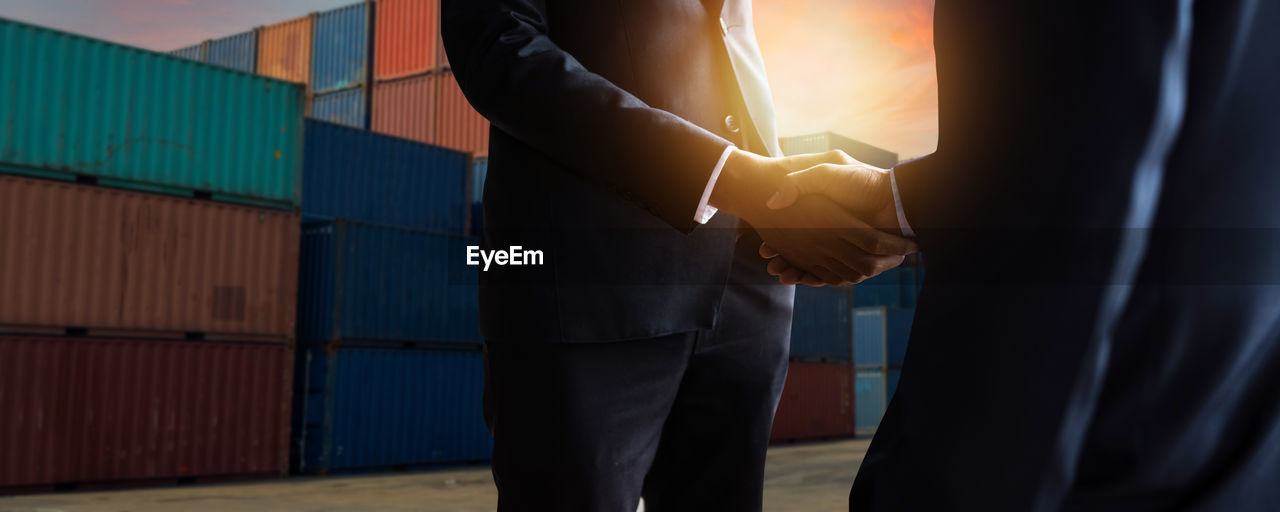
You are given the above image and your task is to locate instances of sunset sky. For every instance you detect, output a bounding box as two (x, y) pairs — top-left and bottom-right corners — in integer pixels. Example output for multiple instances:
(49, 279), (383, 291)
(1, 0), (939, 159)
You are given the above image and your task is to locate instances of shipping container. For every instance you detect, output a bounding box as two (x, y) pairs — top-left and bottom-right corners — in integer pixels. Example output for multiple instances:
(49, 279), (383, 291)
(855, 369), (887, 433)
(854, 267), (903, 307)
(292, 344), (491, 474)
(373, 0), (440, 80)
(853, 306), (915, 368)
(789, 286), (853, 362)
(258, 14), (314, 87)
(312, 2), (372, 94)
(372, 72), (436, 144)
(0, 175), (300, 340)
(309, 87), (368, 129)
(779, 132), (899, 169)
(208, 29), (258, 73)
(303, 119), (469, 231)
(435, 70), (490, 157)
(0, 19), (304, 208)
(770, 362), (855, 443)
(0, 336), (291, 490)
(297, 220), (481, 344)
(170, 41), (207, 61)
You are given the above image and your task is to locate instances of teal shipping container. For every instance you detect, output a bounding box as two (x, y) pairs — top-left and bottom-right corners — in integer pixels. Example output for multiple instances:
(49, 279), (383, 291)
(0, 19), (304, 208)
(855, 369), (887, 434)
(853, 306), (916, 367)
(208, 29), (258, 73)
(312, 2), (373, 95)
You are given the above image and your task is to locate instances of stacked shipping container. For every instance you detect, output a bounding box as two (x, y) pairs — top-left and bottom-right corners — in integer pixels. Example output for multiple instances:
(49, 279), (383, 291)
(0, 19), (303, 492)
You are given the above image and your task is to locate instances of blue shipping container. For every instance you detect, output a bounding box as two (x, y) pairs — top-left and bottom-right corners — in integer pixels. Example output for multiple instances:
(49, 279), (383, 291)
(853, 306), (915, 367)
(853, 267), (902, 307)
(208, 30), (257, 72)
(170, 41), (206, 61)
(789, 286), (852, 361)
(311, 2), (371, 94)
(292, 344), (492, 474)
(297, 220), (481, 344)
(310, 88), (368, 129)
(302, 119), (468, 231)
(855, 369), (887, 433)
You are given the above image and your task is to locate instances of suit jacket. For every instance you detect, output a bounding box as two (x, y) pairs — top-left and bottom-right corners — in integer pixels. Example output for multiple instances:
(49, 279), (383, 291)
(441, 0), (790, 342)
(854, 1), (1280, 510)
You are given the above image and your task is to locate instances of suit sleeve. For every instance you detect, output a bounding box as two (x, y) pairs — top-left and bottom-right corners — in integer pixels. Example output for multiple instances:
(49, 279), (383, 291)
(440, 0), (734, 233)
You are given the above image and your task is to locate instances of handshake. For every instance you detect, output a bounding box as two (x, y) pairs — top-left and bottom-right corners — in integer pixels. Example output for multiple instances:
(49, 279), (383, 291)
(710, 148), (917, 287)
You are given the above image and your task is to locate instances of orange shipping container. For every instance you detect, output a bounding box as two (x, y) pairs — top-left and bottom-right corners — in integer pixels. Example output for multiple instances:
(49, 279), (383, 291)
(258, 14), (314, 86)
(0, 175), (300, 340)
(435, 70), (489, 157)
(374, 0), (440, 80)
(372, 73), (437, 144)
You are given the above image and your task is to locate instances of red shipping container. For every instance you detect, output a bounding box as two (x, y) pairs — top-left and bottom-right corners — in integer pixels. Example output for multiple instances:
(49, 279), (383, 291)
(435, 70), (490, 157)
(770, 362), (856, 443)
(372, 73), (437, 144)
(374, 0), (440, 80)
(0, 175), (300, 340)
(0, 336), (291, 491)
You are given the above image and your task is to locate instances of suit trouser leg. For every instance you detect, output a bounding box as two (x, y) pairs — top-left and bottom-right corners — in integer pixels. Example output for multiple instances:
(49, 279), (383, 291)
(483, 332), (696, 512)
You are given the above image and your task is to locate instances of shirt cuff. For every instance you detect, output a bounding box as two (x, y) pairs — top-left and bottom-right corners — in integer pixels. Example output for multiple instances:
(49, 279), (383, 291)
(889, 167), (915, 238)
(694, 145), (737, 224)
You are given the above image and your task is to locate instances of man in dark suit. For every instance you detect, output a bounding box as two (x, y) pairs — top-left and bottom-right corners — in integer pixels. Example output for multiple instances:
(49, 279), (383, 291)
(763, 1), (1280, 510)
(441, 1), (915, 510)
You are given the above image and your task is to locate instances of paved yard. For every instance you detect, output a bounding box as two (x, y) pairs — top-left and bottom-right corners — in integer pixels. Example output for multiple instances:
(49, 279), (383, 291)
(0, 439), (868, 512)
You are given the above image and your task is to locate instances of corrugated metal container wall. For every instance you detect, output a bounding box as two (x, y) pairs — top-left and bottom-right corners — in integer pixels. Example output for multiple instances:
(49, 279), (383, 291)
(303, 120), (468, 231)
(0, 19), (304, 208)
(0, 176), (300, 340)
(371, 73), (436, 144)
(853, 307), (888, 367)
(170, 41), (207, 61)
(887, 367), (902, 401)
(309, 88), (368, 129)
(435, 71), (490, 157)
(297, 221), (481, 344)
(0, 336), (291, 489)
(208, 30), (258, 73)
(853, 306), (915, 368)
(770, 362), (855, 443)
(789, 286), (852, 362)
(258, 14), (313, 87)
(855, 369), (887, 433)
(311, 2), (371, 94)
(853, 267), (904, 307)
(293, 345), (491, 474)
(373, 0), (440, 80)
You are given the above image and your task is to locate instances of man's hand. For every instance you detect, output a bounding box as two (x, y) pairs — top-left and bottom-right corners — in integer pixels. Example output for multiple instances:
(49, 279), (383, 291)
(708, 149), (916, 285)
(756, 159), (913, 286)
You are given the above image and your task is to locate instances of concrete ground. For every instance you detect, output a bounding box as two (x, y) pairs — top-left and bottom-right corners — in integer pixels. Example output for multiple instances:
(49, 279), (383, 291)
(0, 439), (867, 512)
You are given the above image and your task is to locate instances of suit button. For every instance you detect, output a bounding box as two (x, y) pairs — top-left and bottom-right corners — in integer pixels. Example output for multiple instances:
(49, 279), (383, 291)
(720, 17), (728, 36)
(724, 114), (741, 133)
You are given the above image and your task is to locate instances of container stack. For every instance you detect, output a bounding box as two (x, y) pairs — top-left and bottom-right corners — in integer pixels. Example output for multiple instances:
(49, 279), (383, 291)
(0, 19), (303, 492)
(292, 119), (489, 475)
(771, 287), (857, 443)
(168, 0), (489, 156)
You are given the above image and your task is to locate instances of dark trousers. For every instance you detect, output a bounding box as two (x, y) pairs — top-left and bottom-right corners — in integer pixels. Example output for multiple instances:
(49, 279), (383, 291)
(483, 277), (792, 512)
